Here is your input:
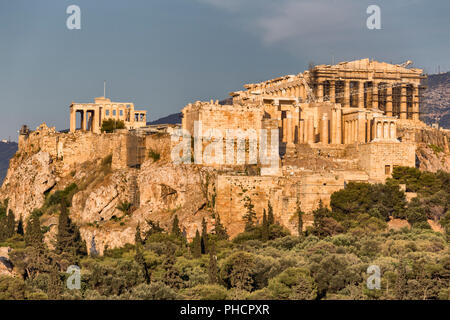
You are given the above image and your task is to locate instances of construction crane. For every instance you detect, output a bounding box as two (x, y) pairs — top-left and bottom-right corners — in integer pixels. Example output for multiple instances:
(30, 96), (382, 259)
(397, 60), (413, 68)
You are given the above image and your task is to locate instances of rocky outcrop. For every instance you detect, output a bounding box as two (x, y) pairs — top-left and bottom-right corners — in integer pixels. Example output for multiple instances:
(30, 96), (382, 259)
(0, 247), (15, 277)
(416, 146), (450, 172)
(397, 124), (450, 172)
(76, 162), (213, 254)
(1, 151), (57, 221)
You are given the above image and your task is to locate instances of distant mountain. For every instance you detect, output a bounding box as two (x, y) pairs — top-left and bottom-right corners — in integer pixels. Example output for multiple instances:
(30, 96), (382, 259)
(0, 141), (18, 185)
(147, 99), (232, 126)
(147, 113), (182, 125)
(421, 72), (450, 128)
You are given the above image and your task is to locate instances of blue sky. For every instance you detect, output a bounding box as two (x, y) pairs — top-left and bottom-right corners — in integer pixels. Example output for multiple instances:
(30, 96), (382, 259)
(0, 0), (449, 140)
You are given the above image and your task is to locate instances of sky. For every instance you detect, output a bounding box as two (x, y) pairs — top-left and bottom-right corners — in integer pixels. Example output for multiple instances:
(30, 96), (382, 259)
(0, 0), (449, 140)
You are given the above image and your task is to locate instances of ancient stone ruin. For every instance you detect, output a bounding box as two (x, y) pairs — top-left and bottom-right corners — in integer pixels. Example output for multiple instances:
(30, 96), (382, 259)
(3, 59), (449, 250)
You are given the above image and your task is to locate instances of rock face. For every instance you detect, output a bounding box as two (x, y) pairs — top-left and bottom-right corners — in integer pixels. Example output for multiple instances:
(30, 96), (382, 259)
(1, 151), (56, 222)
(416, 146), (450, 172)
(0, 247), (15, 277)
(397, 124), (450, 172)
(1, 123), (448, 255)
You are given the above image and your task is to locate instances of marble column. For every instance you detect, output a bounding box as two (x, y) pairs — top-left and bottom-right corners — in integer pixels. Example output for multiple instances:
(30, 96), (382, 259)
(412, 85), (420, 120)
(376, 121), (382, 139)
(299, 119), (305, 143)
(336, 109), (342, 144)
(357, 113), (366, 143)
(345, 121), (349, 143)
(70, 108), (77, 132)
(286, 113), (293, 145)
(372, 82), (379, 109)
(81, 110), (86, 131)
(331, 109), (337, 144)
(386, 86), (393, 117)
(317, 82), (324, 102)
(400, 85), (407, 119)
(390, 122), (396, 139)
(330, 80), (336, 103)
(321, 115), (328, 144)
(358, 82), (365, 108)
(344, 80), (350, 108)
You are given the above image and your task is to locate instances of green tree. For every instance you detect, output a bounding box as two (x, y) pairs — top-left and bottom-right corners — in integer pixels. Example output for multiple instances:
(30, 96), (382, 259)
(268, 267), (317, 300)
(56, 202), (87, 259)
(16, 215), (24, 236)
(212, 213), (229, 240)
(220, 251), (256, 291)
(191, 230), (202, 258)
(135, 224), (150, 285)
(5, 210), (15, 239)
(312, 201), (343, 238)
(47, 266), (62, 300)
(163, 251), (182, 290)
(267, 201), (275, 225)
(25, 212), (44, 248)
(144, 220), (164, 241)
(242, 196), (257, 232)
(261, 209), (269, 242)
(201, 218), (209, 254)
(296, 200), (304, 237)
(208, 244), (219, 284)
(101, 119), (125, 133)
(135, 222), (143, 246)
(171, 215), (182, 238)
(116, 201), (132, 215)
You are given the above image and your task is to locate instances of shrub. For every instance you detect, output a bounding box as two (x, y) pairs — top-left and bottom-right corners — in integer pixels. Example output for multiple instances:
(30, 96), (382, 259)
(0, 276), (26, 300)
(182, 284), (228, 300)
(44, 183), (78, 207)
(330, 182), (406, 221)
(128, 282), (179, 300)
(148, 149), (161, 162)
(101, 119), (125, 133)
(267, 267), (317, 300)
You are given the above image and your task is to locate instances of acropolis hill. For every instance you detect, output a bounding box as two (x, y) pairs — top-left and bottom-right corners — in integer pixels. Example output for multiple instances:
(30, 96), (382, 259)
(1, 59), (449, 254)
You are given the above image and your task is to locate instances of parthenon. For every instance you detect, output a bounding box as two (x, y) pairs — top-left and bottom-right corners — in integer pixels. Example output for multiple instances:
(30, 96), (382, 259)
(182, 59), (423, 181)
(70, 97), (147, 134)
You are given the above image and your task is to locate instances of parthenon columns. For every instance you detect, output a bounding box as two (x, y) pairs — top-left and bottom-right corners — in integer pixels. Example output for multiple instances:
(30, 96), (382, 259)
(357, 112), (366, 143)
(329, 81), (336, 103)
(343, 80), (350, 108)
(400, 85), (407, 119)
(412, 85), (420, 120)
(372, 82), (379, 109)
(386, 86), (393, 116)
(317, 83), (324, 102)
(358, 82), (365, 109)
(320, 114), (328, 144)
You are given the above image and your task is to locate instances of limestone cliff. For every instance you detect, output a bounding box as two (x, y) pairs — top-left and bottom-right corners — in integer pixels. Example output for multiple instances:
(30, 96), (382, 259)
(0, 125), (215, 254)
(397, 124), (450, 172)
(1, 123), (449, 254)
